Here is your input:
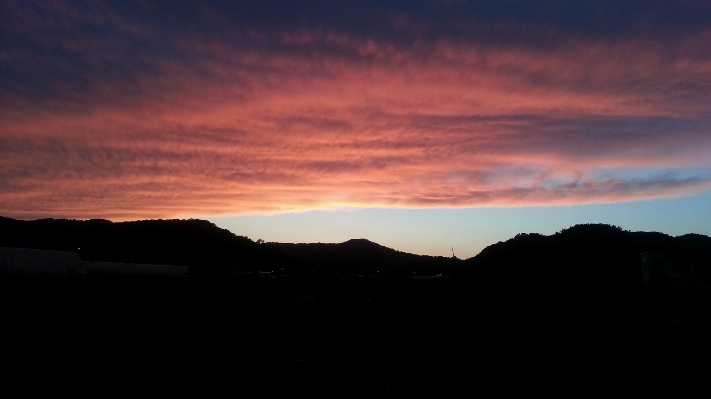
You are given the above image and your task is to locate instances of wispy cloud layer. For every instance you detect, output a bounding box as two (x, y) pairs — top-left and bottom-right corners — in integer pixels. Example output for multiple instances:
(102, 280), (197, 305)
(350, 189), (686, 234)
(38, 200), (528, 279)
(1, 1), (710, 219)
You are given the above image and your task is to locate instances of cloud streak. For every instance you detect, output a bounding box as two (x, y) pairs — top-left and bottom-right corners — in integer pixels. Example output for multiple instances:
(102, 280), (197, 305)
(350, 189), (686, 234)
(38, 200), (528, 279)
(1, 1), (710, 219)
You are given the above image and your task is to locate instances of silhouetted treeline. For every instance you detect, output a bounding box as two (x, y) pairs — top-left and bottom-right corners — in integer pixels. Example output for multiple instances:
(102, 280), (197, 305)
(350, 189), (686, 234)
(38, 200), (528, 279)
(455, 224), (711, 288)
(0, 216), (290, 277)
(3, 218), (711, 396)
(2, 217), (710, 285)
(264, 239), (459, 276)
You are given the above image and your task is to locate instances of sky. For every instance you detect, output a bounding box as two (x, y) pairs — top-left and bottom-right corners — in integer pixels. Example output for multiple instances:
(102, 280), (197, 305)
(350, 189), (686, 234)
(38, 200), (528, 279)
(1, 1), (710, 258)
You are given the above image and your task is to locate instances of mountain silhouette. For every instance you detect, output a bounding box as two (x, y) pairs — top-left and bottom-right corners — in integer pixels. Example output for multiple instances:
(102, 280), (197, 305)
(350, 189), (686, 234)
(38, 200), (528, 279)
(457, 223), (711, 287)
(265, 238), (458, 276)
(2, 217), (709, 284)
(0, 216), (287, 278)
(3, 217), (710, 398)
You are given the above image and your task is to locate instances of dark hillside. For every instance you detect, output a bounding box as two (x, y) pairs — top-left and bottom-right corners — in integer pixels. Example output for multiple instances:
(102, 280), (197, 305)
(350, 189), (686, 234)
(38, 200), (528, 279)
(2, 219), (711, 395)
(0, 217), (288, 277)
(265, 239), (459, 275)
(2, 217), (709, 283)
(456, 223), (711, 287)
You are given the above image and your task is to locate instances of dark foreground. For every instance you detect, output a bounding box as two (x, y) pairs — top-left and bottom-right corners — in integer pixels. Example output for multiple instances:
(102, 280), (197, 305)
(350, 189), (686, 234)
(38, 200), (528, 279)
(2, 276), (710, 396)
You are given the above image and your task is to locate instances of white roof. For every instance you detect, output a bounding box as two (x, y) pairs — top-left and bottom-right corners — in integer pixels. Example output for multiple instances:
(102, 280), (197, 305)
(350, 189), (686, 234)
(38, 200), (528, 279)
(0, 247), (86, 277)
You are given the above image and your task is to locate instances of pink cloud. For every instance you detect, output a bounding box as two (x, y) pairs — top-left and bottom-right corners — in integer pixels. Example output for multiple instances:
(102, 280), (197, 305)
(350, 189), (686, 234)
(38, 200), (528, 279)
(1, 2), (711, 219)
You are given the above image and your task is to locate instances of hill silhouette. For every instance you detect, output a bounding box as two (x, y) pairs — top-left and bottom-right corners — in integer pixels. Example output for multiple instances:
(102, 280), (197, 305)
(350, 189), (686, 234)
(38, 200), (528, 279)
(457, 223), (711, 287)
(3, 217), (711, 397)
(0, 216), (287, 277)
(2, 217), (710, 284)
(265, 239), (459, 276)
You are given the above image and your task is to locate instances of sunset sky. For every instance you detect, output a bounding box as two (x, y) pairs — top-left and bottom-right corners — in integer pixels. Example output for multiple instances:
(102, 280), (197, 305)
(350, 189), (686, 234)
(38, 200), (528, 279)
(2, 1), (710, 258)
